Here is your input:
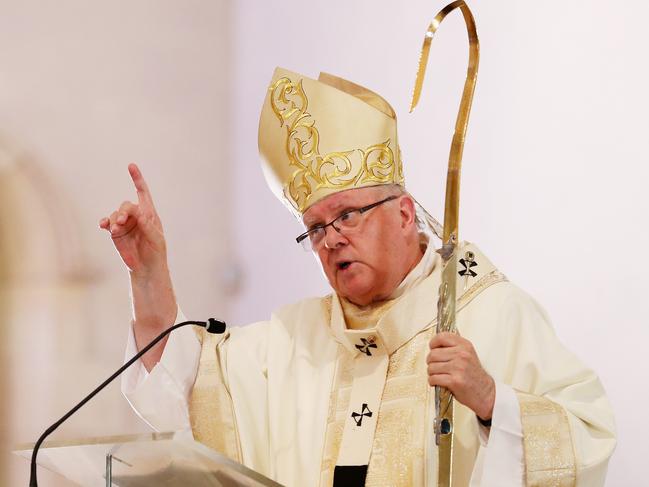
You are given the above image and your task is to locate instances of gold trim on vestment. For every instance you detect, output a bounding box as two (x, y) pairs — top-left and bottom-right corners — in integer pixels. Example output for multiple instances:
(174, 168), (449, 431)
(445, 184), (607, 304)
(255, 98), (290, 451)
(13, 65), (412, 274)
(189, 328), (242, 463)
(457, 269), (507, 311)
(320, 330), (432, 487)
(516, 392), (577, 487)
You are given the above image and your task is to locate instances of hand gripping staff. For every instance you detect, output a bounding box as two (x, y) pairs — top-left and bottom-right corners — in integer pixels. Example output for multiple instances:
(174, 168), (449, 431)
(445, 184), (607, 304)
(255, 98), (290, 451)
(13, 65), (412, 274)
(410, 2), (479, 486)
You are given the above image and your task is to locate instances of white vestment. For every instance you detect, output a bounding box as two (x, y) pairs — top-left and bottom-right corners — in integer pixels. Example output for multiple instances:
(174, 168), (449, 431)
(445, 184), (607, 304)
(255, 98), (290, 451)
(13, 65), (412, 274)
(122, 243), (615, 487)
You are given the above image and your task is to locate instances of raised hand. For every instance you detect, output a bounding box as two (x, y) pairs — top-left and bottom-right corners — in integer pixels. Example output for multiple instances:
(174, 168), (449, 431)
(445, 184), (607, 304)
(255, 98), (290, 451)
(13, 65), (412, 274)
(99, 163), (166, 276)
(99, 163), (177, 369)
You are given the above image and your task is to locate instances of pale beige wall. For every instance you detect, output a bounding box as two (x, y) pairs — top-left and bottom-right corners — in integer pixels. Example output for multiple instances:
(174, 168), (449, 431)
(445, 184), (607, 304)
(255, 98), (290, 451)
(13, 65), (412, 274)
(0, 146), (104, 487)
(0, 169), (9, 487)
(0, 1), (232, 484)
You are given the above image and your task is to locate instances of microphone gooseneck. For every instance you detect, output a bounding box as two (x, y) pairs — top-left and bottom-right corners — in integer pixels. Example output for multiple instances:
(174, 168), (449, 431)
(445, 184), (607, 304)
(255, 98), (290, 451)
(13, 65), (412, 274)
(29, 318), (226, 487)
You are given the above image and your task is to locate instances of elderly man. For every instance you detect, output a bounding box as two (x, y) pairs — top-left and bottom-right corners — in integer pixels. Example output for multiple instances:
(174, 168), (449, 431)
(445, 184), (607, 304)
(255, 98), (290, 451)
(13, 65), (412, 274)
(100, 69), (615, 487)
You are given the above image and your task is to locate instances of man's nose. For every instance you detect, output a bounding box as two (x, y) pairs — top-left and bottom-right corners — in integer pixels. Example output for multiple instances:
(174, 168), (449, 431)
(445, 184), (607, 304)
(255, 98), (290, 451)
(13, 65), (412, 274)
(323, 224), (348, 249)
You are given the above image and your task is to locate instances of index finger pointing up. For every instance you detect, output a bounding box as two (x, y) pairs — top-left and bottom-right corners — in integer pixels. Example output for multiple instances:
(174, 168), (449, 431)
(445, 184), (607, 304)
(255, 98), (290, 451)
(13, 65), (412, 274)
(128, 163), (154, 207)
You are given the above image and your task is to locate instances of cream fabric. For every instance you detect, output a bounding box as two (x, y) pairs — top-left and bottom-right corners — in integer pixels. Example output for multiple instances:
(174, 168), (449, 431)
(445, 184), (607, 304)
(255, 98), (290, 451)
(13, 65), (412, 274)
(122, 243), (615, 487)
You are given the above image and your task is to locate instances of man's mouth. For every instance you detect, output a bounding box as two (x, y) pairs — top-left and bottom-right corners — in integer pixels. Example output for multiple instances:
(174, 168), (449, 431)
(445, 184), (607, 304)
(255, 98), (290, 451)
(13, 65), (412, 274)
(337, 261), (352, 271)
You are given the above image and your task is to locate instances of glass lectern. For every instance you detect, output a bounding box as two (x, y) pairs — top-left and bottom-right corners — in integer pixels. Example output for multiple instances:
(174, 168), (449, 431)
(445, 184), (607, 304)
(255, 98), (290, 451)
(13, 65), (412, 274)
(15, 432), (283, 487)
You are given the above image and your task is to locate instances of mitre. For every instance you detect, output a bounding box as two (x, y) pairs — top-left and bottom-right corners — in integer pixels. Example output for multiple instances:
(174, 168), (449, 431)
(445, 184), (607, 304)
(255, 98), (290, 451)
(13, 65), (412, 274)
(258, 67), (405, 216)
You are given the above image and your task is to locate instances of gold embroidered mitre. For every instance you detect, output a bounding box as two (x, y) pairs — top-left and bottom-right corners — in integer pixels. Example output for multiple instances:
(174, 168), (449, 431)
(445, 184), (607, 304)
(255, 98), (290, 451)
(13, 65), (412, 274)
(258, 67), (405, 216)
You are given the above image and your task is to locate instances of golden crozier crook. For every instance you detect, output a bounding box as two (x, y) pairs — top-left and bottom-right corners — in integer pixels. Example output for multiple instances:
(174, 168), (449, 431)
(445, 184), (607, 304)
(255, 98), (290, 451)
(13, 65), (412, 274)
(410, 1), (480, 486)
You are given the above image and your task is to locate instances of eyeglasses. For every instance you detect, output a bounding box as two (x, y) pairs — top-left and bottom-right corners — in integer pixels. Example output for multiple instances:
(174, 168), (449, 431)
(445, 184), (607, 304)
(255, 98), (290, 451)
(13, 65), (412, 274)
(296, 195), (398, 251)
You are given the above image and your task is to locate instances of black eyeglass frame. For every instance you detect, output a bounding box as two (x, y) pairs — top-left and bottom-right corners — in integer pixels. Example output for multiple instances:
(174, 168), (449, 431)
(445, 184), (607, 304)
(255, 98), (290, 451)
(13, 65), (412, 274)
(295, 195), (398, 247)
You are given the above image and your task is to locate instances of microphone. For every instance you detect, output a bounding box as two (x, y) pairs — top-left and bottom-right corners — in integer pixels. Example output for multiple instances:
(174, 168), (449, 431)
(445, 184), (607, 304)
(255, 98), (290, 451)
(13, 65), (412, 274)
(29, 318), (226, 487)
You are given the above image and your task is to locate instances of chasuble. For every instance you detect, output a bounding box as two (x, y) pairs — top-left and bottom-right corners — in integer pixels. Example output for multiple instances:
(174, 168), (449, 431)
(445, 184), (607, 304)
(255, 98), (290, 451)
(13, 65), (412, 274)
(122, 243), (615, 486)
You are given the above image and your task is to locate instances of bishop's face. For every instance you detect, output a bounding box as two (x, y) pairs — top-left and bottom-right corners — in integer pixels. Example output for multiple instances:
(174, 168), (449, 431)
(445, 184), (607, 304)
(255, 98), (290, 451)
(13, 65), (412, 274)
(302, 186), (421, 306)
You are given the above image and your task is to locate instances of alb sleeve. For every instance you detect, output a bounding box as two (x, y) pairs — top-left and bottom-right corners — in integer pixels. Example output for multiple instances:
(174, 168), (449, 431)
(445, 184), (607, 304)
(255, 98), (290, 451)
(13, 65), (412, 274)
(120, 308), (201, 433)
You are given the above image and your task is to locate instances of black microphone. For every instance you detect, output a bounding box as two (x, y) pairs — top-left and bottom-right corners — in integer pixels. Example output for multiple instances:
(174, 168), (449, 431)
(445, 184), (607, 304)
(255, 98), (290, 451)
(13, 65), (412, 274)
(29, 318), (226, 487)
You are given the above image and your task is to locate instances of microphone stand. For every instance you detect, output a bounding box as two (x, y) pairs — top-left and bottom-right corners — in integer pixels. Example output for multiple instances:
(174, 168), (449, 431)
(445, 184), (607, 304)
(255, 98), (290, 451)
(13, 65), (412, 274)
(29, 318), (226, 487)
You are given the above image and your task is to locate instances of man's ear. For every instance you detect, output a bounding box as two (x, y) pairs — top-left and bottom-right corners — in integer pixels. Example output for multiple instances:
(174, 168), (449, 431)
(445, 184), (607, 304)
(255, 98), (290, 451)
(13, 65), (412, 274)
(399, 195), (417, 229)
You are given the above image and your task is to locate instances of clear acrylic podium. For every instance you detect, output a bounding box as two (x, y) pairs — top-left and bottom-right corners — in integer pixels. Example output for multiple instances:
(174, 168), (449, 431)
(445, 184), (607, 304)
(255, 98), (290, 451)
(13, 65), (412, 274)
(15, 432), (283, 487)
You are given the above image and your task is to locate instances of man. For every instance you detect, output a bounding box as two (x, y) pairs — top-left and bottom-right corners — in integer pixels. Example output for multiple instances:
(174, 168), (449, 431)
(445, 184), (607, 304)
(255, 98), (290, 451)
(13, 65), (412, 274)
(100, 68), (616, 486)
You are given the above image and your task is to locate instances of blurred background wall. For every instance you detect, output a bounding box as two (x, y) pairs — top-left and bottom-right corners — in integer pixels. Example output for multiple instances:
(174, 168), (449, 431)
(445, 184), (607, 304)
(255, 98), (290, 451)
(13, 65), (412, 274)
(0, 1), (233, 485)
(1, 1), (647, 485)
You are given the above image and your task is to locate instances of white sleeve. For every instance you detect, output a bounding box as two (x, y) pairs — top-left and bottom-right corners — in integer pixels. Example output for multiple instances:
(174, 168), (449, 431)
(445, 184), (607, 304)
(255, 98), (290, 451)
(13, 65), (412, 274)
(470, 382), (525, 487)
(120, 309), (201, 433)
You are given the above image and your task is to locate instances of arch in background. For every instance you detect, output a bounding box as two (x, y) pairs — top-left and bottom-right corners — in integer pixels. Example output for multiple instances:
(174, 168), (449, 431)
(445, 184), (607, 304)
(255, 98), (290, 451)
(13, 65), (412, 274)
(0, 135), (99, 486)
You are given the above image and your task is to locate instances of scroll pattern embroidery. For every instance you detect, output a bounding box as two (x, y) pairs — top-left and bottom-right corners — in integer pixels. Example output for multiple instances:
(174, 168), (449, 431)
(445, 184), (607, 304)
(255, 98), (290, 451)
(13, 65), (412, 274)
(269, 77), (404, 212)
